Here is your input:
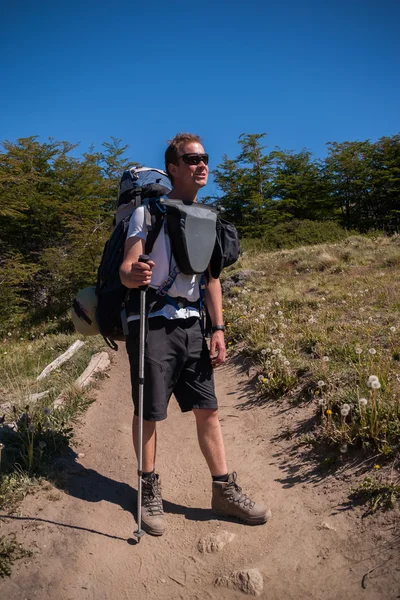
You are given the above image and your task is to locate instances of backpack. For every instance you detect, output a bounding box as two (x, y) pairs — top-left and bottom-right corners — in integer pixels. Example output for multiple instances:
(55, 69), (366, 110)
(95, 167), (172, 348)
(73, 166), (240, 349)
(209, 216), (241, 279)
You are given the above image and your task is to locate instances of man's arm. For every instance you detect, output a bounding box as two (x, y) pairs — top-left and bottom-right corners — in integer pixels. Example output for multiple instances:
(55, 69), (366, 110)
(204, 272), (226, 368)
(119, 236), (154, 289)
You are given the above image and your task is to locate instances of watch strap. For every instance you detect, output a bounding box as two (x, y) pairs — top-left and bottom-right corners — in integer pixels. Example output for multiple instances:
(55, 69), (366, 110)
(211, 325), (226, 333)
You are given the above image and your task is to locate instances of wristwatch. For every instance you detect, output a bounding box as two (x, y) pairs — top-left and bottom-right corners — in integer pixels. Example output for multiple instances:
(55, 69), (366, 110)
(211, 325), (226, 333)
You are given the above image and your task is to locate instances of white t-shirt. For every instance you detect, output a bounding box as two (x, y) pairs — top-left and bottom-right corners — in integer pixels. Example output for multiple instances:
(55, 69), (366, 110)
(126, 205), (201, 321)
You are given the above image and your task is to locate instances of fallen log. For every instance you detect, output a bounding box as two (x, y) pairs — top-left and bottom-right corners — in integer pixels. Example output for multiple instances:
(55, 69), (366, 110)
(37, 340), (85, 381)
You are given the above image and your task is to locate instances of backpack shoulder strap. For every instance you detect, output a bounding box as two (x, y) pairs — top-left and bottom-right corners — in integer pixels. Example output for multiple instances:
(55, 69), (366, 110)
(144, 198), (166, 255)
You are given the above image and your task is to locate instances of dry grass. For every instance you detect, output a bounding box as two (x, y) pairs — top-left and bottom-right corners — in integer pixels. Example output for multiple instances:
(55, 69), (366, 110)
(0, 332), (108, 511)
(224, 234), (400, 459)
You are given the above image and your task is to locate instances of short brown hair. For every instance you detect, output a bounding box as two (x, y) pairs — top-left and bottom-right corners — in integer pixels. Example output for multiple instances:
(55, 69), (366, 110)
(165, 133), (202, 182)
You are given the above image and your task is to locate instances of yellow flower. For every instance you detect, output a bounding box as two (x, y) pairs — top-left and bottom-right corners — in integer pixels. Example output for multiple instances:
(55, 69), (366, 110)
(326, 409), (333, 415)
(262, 378), (267, 383)
(240, 315), (247, 319)
(374, 464), (381, 469)
(222, 309), (225, 312)
(228, 342), (232, 345)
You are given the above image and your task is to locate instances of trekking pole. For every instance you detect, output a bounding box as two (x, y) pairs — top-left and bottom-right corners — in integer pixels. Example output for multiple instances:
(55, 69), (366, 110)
(134, 253), (150, 542)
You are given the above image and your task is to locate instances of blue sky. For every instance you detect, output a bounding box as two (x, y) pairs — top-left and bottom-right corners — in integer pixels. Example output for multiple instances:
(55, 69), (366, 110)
(1, 0), (399, 197)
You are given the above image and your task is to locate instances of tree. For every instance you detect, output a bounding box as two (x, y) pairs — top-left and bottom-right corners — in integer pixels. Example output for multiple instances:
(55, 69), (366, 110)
(271, 149), (330, 221)
(0, 136), (132, 332)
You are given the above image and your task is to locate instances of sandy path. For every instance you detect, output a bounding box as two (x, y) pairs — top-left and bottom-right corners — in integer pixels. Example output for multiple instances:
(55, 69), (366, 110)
(1, 348), (398, 599)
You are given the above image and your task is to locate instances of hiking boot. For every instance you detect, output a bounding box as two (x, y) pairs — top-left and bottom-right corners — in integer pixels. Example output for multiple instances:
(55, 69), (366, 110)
(212, 472), (271, 525)
(141, 473), (166, 536)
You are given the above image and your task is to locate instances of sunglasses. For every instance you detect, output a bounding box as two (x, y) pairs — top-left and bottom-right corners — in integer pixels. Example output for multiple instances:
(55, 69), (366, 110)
(179, 153), (209, 166)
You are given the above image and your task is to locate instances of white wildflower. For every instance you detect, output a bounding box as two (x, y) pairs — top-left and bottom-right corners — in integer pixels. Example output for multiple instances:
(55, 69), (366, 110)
(367, 375), (379, 387)
(275, 302), (280, 306)
(261, 349), (267, 355)
(390, 326), (396, 333)
(258, 375), (264, 382)
(266, 348), (272, 353)
(278, 333), (284, 339)
(259, 313), (265, 319)
(355, 347), (362, 355)
(340, 444), (348, 453)
(317, 380), (326, 387)
(318, 398), (325, 406)
(359, 398), (368, 406)
(371, 380), (381, 390)
(341, 407), (350, 417)
(322, 356), (330, 362)
(284, 360), (290, 367)
(368, 348), (376, 355)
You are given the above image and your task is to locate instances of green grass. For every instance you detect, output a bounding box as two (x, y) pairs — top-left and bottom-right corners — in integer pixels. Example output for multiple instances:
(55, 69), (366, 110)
(0, 535), (33, 578)
(350, 473), (400, 514)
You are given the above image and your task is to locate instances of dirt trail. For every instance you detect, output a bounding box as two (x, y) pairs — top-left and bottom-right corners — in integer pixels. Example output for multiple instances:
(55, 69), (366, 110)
(1, 348), (399, 599)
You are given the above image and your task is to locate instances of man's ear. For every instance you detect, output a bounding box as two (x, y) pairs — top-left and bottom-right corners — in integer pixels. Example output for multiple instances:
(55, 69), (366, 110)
(168, 162), (177, 179)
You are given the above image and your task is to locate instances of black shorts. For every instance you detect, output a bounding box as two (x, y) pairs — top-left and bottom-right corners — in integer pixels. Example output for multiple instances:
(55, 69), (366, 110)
(126, 317), (218, 421)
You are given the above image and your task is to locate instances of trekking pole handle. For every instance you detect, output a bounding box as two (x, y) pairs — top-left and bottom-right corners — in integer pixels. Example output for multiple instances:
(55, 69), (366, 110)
(138, 254), (150, 291)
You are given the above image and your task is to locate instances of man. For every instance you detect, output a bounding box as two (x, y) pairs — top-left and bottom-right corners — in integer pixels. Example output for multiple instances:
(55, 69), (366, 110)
(119, 133), (270, 536)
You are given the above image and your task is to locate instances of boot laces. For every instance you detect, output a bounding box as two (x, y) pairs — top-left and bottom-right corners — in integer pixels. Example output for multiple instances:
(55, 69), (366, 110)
(226, 472), (255, 509)
(142, 475), (164, 516)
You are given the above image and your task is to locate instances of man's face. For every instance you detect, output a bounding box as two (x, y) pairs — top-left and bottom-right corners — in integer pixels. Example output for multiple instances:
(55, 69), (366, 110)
(168, 142), (209, 191)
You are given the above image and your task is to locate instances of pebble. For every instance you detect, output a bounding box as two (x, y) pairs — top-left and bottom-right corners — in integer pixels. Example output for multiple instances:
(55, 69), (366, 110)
(197, 530), (236, 553)
(215, 568), (263, 596)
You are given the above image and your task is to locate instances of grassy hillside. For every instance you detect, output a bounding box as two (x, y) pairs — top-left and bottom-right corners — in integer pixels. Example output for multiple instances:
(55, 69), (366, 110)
(224, 235), (400, 480)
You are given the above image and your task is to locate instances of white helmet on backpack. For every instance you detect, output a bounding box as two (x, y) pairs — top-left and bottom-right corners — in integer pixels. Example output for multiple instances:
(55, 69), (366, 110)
(71, 287), (99, 336)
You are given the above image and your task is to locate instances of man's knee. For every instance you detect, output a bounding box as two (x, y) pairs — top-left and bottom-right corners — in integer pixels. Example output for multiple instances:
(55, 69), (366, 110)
(133, 415), (157, 429)
(193, 408), (219, 423)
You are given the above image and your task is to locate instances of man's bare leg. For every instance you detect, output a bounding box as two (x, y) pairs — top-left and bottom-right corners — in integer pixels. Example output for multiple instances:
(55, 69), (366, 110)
(194, 409), (270, 525)
(132, 416), (157, 473)
(193, 408), (228, 476)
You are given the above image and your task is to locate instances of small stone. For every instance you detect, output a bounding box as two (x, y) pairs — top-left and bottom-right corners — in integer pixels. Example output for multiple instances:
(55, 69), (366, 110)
(197, 530), (236, 553)
(320, 522), (334, 530)
(78, 453), (85, 459)
(215, 568), (263, 596)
